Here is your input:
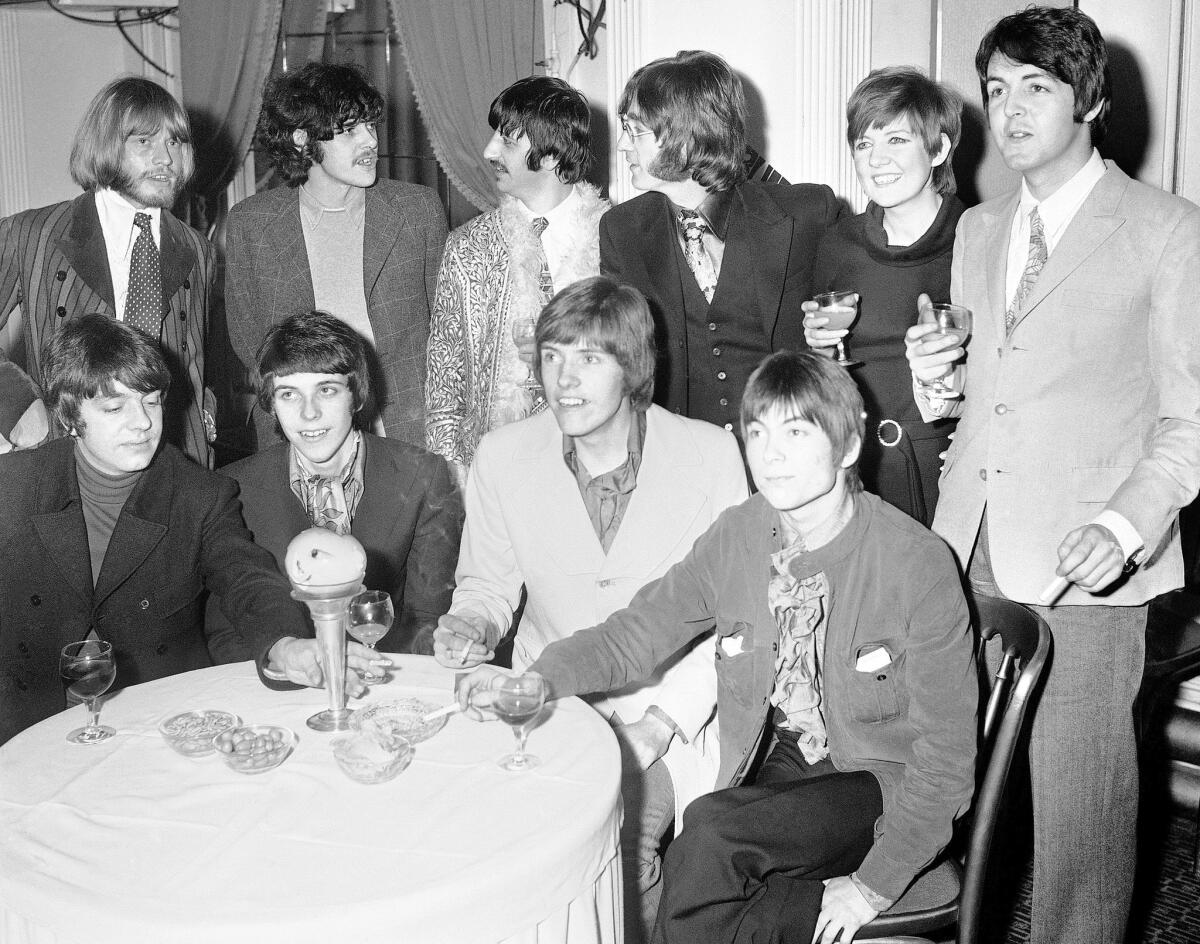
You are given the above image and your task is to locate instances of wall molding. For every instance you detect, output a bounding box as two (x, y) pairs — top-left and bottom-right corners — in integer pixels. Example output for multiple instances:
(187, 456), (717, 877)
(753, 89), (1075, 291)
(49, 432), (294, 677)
(0, 10), (30, 219)
(606, 0), (643, 204)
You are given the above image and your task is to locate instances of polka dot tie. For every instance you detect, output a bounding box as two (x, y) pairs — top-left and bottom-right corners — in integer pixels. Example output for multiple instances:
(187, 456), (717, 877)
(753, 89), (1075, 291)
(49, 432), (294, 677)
(125, 212), (163, 338)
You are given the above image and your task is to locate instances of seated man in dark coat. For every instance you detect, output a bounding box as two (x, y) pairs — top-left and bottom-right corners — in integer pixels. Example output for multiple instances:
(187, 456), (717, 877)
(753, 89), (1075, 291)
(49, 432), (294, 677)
(209, 311), (462, 659)
(0, 315), (347, 745)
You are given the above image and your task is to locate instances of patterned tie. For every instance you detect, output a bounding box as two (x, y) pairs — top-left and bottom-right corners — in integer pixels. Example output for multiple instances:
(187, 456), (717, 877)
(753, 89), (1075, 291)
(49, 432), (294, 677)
(531, 216), (554, 303)
(679, 209), (718, 303)
(125, 212), (164, 338)
(307, 474), (349, 535)
(1005, 207), (1047, 334)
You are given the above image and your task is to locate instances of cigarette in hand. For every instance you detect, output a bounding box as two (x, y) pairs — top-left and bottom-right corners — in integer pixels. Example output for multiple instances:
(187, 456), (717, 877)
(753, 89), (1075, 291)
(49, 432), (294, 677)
(1038, 576), (1069, 607)
(459, 641), (470, 665)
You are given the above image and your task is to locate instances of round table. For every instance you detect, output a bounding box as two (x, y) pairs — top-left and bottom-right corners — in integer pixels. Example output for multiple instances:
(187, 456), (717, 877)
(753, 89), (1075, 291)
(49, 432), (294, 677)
(0, 656), (623, 944)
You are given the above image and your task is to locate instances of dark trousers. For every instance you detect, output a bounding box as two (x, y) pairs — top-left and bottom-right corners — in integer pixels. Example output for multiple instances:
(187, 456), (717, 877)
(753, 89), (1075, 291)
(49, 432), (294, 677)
(651, 731), (882, 944)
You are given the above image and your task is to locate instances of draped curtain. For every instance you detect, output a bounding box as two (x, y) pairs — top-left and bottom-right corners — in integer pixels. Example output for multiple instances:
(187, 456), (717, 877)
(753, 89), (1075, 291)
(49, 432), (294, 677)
(387, 0), (543, 212)
(178, 0), (285, 220)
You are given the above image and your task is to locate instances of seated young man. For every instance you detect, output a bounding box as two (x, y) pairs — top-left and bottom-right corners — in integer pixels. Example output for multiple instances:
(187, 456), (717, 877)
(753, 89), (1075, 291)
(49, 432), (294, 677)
(459, 349), (977, 944)
(433, 276), (747, 942)
(0, 315), (347, 745)
(209, 311), (462, 661)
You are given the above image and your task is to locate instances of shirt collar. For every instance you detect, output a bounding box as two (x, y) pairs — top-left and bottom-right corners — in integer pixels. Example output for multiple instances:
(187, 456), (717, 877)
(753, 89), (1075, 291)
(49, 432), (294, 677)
(298, 181), (367, 229)
(288, 428), (364, 488)
(673, 187), (733, 241)
(1017, 148), (1106, 237)
(561, 407), (647, 476)
(95, 187), (161, 258)
(514, 184), (581, 228)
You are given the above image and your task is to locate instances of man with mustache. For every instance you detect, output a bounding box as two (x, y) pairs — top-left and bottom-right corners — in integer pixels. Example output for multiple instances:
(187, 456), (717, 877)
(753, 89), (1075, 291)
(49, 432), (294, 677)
(601, 50), (841, 436)
(425, 76), (608, 484)
(0, 77), (216, 467)
(226, 62), (447, 451)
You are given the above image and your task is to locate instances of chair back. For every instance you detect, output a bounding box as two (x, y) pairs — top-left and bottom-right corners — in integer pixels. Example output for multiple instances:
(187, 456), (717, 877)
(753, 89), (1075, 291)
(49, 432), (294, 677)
(958, 594), (1051, 944)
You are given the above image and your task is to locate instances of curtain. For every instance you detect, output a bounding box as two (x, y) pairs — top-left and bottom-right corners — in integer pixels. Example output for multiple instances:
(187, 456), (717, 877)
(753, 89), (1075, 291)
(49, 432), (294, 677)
(178, 0), (284, 213)
(387, 0), (543, 212)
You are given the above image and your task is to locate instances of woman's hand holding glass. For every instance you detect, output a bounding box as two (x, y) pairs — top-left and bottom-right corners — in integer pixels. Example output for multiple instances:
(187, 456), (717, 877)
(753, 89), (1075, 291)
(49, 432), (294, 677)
(801, 300), (848, 358)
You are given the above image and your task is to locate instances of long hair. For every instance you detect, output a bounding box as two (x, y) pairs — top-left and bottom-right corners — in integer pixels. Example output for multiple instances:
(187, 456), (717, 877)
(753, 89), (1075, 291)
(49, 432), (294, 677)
(43, 313), (171, 433)
(619, 50), (747, 192)
(256, 62), (385, 186)
(975, 6), (1110, 143)
(69, 78), (195, 192)
(740, 351), (865, 492)
(847, 66), (963, 196)
(489, 76), (592, 184)
(255, 311), (374, 426)
(534, 277), (657, 410)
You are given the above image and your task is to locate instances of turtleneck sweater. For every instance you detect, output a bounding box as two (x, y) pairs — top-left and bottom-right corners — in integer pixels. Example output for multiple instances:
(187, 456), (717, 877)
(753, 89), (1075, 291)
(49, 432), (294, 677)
(74, 445), (142, 586)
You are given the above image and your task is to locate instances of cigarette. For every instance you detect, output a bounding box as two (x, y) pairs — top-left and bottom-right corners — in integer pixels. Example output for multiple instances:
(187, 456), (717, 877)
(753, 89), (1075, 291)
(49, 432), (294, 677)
(422, 703), (463, 722)
(459, 643), (470, 666)
(1038, 576), (1069, 607)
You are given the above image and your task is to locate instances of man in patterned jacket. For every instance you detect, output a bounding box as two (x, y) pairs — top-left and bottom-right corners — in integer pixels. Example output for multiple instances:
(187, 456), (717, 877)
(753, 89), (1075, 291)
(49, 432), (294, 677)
(0, 77), (215, 467)
(425, 76), (607, 485)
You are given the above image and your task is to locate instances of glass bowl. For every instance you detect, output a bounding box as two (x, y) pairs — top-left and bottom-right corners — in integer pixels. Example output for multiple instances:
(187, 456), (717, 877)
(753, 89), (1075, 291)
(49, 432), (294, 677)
(331, 728), (414, 784)
(352, 698), (448, 744)
(212, 724), (297, 775)
(159, 710), (241, 758)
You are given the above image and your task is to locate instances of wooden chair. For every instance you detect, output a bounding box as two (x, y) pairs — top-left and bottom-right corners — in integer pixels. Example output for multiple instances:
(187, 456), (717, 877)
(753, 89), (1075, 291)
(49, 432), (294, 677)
(858, 594), (1051, 944)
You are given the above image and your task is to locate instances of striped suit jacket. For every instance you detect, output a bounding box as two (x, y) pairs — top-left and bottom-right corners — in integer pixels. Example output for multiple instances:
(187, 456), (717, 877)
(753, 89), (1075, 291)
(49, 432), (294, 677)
(224, 179), (448, 450)
(0, 193), (214, 467)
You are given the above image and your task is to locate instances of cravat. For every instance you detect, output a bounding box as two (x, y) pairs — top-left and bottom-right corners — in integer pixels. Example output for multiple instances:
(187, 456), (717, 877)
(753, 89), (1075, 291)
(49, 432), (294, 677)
(531, 216), (554, 303)
(125, 212), (164, 338)
(1005, 206), (1047, 334)
(307, 474), (349, 535)
(679, 209), (718, 303)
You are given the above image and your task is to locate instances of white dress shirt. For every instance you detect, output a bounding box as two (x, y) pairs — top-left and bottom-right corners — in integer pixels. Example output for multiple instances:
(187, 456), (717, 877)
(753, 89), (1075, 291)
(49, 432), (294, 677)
(95, 188), (162, 320)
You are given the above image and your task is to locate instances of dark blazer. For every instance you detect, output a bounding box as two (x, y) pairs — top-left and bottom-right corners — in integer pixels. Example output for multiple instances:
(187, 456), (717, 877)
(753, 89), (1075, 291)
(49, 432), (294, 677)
(0, 439), (303, 745)
(210, 433), (463, 655)
(0, 194), (215, 467)
(599, 182), (842, 414)
(225, 180), (448, 450)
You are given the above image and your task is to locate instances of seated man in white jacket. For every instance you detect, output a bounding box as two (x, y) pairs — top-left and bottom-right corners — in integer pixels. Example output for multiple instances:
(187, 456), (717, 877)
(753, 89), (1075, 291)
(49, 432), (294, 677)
(434, 276), (747, 942)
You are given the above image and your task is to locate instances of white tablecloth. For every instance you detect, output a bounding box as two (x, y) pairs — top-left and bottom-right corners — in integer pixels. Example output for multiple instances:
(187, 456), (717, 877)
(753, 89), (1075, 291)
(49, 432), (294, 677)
(0, 656), (623, 944)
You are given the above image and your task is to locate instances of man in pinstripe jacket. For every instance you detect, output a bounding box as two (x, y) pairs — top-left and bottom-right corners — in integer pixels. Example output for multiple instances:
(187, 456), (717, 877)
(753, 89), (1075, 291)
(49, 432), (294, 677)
(0, 77), (215, 468)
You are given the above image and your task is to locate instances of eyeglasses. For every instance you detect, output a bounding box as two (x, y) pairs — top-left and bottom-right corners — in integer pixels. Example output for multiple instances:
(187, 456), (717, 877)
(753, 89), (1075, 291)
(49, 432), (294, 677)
(619, 120), (655, 140)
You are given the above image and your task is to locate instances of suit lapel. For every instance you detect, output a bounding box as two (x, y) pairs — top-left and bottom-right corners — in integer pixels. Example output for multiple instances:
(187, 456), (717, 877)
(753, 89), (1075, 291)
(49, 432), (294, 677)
(30, 442), (94, 606)
(1012, 170), (1127, 331)
(980, 192), (1019, 339)
(363, 187), (398, 302)
(637, 195), (690, 329)
(718, 185), (791, 342)
(351, 437), (408, 550)
(158, 212), (195, 300)
(269, 193), (317, 309)
(93, 454), (171, 606)
(57, 194), (116, 314)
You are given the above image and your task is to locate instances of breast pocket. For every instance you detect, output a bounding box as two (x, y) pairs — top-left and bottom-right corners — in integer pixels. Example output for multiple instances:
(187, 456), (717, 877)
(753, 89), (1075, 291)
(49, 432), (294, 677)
(714, 618), (757, 705)
(845, 643), (903, 724)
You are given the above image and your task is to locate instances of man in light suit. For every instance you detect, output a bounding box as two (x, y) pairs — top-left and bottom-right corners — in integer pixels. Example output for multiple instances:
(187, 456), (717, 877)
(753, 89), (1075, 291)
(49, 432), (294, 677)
(0, 78), (215, 467)
(225, 62), (447, 450)
(906, 8), (1200, 943)
(601, 50), (841, 435)
(434, 277), (747, 942)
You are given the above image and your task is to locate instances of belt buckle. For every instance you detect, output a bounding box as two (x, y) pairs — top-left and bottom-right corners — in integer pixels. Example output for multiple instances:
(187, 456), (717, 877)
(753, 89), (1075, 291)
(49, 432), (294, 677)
(877, 419), (903, 448)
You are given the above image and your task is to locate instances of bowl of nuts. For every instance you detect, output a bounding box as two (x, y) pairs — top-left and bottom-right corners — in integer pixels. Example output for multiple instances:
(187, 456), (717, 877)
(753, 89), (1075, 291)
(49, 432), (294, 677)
(159, 710), (241, 758)
(212, 724), (297, 775)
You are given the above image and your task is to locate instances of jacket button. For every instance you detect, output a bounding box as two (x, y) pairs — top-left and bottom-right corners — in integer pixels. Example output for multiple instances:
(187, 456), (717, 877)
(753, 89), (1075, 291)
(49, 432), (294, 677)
(994, 403), (1008, 415)
(140, 599), (150, 610)
(724, 423), (733, 431)
(720, 397), (729, 407)
(57, 306), (67, 317)
(876, 674), (888, 681)
(716, 371), (727, 381)
(712, 347), (721, 357)
(18, 642), (28, 654)
(181, 340), (188, 352)
(708, 322), (717, 332)
(180, 311), (187, 321)
(183, 279), (190, 290)
(30, 594), (40, 606)
(156, 643), (168, 655)
(56, 270), (67, 281)
(979, 469), (987, 481)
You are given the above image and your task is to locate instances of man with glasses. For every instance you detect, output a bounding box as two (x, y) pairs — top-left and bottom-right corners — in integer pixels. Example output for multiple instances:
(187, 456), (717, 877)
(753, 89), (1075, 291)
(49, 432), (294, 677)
(603, 50), (842, 436)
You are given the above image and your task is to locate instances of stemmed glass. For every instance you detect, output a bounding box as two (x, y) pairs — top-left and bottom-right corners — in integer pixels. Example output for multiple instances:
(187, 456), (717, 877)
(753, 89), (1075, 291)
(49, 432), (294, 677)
(813, 290), (860, 367)
(919, 302), (972, 399)
(512, 320), (544, 399)
(493, 673), (546, 771)
(60, 640), (116, 744)
(348, 590), (394, 685)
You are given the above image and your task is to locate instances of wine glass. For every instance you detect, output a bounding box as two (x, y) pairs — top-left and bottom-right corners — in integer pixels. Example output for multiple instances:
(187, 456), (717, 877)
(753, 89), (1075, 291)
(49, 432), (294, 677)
(348, 590), (394, 685)
(919, 302), (972, 399)
(493, 673), (546, 771)
(511, 320), (544, 395)
(813, 290), (860, 366)
(60, 640), (116, 744)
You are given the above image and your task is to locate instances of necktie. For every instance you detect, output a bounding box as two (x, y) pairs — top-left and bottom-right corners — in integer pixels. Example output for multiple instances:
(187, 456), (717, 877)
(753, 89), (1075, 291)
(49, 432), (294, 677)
(1005, 207), (1047, 334)
(679, 209), (717, 303)
(125, 212), (164, 338)
(531, 217), (554, 303)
